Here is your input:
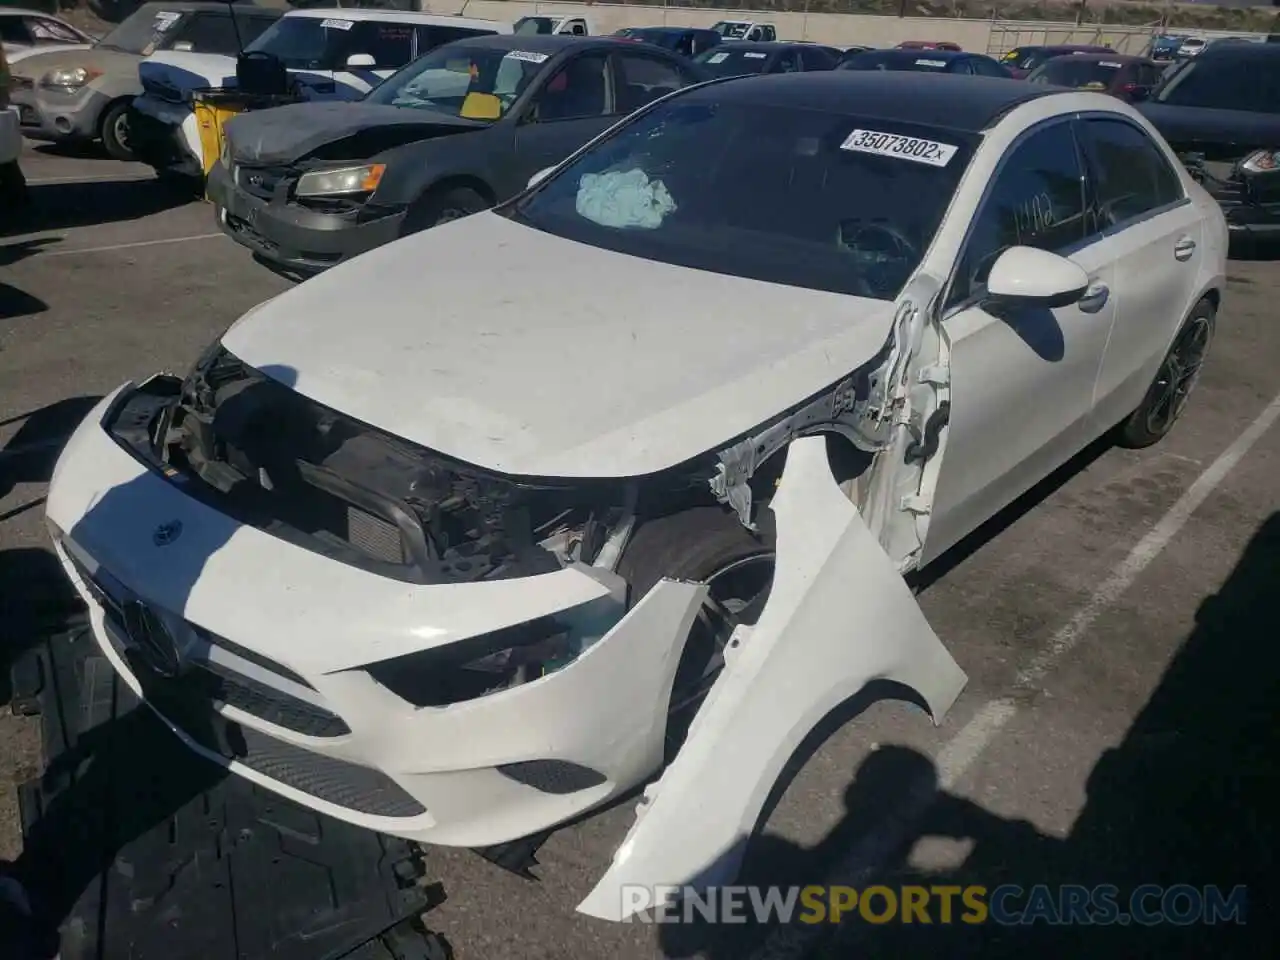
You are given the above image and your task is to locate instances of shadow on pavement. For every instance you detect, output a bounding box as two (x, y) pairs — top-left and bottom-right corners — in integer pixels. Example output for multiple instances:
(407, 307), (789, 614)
(0, 178), (194, 237)
(0, 396), (104, 501)
(659, 511), (1277, 959)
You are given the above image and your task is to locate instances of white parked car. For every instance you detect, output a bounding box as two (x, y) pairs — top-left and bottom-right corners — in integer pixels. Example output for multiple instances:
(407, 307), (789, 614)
(46, 73), (1226, 921)
(1177, 36), (1207, 57)
(0, 6), (94, 56)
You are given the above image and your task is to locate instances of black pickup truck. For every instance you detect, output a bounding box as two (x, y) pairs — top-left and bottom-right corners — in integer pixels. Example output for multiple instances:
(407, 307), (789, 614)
(1137, 43), (1280, 240)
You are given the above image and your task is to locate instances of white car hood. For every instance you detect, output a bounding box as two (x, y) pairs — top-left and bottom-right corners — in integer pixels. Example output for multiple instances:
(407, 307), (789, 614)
(221, 212), (897, 478)
(3, 42), (91, 63)
(139, 50), (237, 93)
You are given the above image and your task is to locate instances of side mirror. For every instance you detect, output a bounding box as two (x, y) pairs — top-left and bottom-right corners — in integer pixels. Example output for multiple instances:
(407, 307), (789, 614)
(346, 53), (377, 69)
(172, 41), (194, 52)
(527, 166), (555, 189)
(984, 246), (1089, 309)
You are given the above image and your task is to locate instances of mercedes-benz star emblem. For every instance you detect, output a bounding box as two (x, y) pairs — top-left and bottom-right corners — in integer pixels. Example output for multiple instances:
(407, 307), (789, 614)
(153, 520), (183, 546)
(122, 601), (184, 678)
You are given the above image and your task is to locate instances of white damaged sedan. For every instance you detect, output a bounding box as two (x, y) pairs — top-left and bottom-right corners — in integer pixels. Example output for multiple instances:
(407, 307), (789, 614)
(46, 72), (1226, 920)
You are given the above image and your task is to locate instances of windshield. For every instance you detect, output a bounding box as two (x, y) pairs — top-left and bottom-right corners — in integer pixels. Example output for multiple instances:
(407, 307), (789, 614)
(1030, 58), (1123, 89)
(365, 43), (543, 118)
(711, 21), (750, 40)
(1000, 48), (1040, 69)
(244, 16), (349, 70)
(841, 52), (950, 72)
(505, 97), (976, 300)
(1153, 56), (1280, 112)
(694, 47), (772, 76)
(97, 5), (185, 55)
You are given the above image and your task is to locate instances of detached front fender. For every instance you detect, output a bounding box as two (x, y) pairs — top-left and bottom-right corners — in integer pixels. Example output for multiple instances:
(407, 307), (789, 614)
(577, 436), (968, 920)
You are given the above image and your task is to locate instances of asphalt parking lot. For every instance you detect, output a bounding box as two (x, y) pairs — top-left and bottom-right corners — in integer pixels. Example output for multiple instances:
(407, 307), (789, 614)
(1, 140), (1276, 959)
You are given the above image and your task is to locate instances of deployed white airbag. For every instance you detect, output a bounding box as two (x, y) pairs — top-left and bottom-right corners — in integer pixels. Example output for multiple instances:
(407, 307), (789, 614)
(575, 169), (676, 229)
(577, 436), (968, 920)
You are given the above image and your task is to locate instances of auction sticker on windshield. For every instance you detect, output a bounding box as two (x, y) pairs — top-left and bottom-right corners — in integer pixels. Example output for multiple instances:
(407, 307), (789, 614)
(743, 52), (767, 59)
(506, 50), (550, 63)
(707, 52), (729, 63)
(321, 19), (355, 30)
(915, 58), (947, 67)
(840, 129), (958, 167)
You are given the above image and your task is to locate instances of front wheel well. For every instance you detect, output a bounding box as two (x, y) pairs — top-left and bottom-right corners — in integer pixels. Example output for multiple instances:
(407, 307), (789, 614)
(417, 175), (495, 207)
(97, 96), (133, 137)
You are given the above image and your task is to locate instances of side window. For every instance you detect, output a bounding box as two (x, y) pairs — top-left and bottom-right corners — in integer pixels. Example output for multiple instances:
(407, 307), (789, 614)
(530, 52), (609, 122)
(568, 21), (587, 37)
(614, 52), (684, 113)
(952, 59), (975, 75)
(950, 122), (1087, 307)
(173, 14), (243, 55)
(0, 18), (32, 45)
(1080, 118), (1183, 229)
(348, 20), (414, 69)
(29, 18), (83, 44)
(971, 57), (1005, 77)
(763, 26), (777, 41)
(691, 33), (718, 56)
(774, 50), (801, 74)
(797, 47), (832, 71)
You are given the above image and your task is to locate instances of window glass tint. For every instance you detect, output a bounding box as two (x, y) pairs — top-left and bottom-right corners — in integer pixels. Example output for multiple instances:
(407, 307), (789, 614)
(1031, 57), (1123, 90)
(694, 46), (774, 77)
(507, 99), (977, 300)
(0, 18), (30, 44)
(367, 44), (543, 119)
(240, 16), (278, 48)
(797, 46), (837, 71)
(415, 26), (492, 57)
(531, 52), (609, 121)
(97, 8), (184, 56)
(1082, 118), (1182, 228)
(952, 122), (1085, 305)
(1154, 56), (1280, 113)
(774, 51), (801, 74)
(839, 51), (951, 72)
(349, 21), (414, 68)
(29, 18), (83, 43)
(176, 14), (244, 55)
(690, 33), (719, 56)
(245, 16), (349, 70)
(616, 53), (685, 113)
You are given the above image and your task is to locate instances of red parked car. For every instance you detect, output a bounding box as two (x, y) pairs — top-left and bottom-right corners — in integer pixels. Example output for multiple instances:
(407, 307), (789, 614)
(998, 44), (1113, 79)
(1026, 53), (1168, 102)
(896, 40), (962, 51)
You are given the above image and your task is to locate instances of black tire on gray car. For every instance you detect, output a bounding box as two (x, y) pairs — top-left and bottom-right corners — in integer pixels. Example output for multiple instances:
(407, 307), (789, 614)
(1116, 297), (1217, 449)
(99, 100), (134, 161)
(616, 506), (776, 759)
(400, 186), (490, 236)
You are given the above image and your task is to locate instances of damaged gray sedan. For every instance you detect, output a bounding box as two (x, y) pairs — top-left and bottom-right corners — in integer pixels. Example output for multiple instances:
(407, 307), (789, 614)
(46, 72), (1226, 922)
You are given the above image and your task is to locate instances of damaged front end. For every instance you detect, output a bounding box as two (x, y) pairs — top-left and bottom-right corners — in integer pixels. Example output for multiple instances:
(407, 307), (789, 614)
(1182, 148), (1280, 237)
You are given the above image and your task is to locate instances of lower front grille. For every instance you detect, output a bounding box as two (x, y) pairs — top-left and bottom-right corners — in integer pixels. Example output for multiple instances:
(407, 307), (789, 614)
(153, 697), (426, 818)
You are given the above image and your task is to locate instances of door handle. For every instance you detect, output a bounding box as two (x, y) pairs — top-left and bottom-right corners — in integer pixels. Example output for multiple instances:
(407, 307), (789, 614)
(1078, 282), (1109, 313)
(1174, 236), (1197, 261)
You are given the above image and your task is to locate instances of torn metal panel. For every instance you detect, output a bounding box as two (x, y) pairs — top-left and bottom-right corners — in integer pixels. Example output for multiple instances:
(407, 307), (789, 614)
(708, 275), (946, 532)
(577, 436), (967, 921)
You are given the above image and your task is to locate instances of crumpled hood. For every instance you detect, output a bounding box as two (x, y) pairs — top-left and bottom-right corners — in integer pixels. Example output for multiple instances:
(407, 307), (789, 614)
(6, 44), (132, 78)
(223, 100), (485, 165)
(1138, 101), (1280, 153)
(139, 50), (236, 95)
(220, 212), (897, 479)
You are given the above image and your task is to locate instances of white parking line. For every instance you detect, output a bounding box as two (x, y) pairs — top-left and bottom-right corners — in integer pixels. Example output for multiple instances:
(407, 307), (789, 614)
(753, 387), (1280, 960)
(36, 233), (225, 258)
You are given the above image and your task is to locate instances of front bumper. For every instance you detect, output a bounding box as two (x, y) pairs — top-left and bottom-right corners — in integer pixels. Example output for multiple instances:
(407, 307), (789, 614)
(9, 82), (109, 142)
(1193, 163), (1280, 237)
(45, 381), (705, 847)
(207, 162), (407, 274)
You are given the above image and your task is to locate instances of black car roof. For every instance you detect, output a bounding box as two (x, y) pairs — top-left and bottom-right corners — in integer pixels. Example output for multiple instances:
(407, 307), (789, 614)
(619, 26), (714, 37)
(686, 71), (1060, 132)
(1197, 41), (1280, 62)
(714, 40), (819, 52)
(1039, 52), (1146, 65)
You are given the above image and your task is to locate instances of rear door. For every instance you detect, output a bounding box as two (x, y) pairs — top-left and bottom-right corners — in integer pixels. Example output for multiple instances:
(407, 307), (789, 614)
(1073, 114), (1205, 433)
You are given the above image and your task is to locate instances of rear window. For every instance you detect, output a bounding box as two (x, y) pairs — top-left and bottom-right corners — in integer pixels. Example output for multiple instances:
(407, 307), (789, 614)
(840, 51), (951, 72)
(1031, 58), (1124, 89)
(506, 96), (977, 301)
(694, 47), (773, 76)
(1153, 55), (1280, 113)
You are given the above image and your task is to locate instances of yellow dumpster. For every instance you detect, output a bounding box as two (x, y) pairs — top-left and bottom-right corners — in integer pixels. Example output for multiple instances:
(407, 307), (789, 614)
(191, 87), (299, 199)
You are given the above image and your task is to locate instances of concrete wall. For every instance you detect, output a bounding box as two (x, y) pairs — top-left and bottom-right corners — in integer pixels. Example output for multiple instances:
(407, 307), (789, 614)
(433, 3), (1168, 55)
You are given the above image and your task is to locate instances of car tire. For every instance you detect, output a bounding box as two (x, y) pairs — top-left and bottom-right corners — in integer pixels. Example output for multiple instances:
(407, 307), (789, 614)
(1116, 297), (1216, 449)
(400, 186), (490, 236)
(0, 160), (30, 211)
(617, 506), (776, 760)
(99, 100), (134, 161)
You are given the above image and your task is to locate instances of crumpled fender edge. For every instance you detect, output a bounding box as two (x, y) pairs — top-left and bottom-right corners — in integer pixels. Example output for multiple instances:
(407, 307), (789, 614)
(577, 436), (967, 921)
